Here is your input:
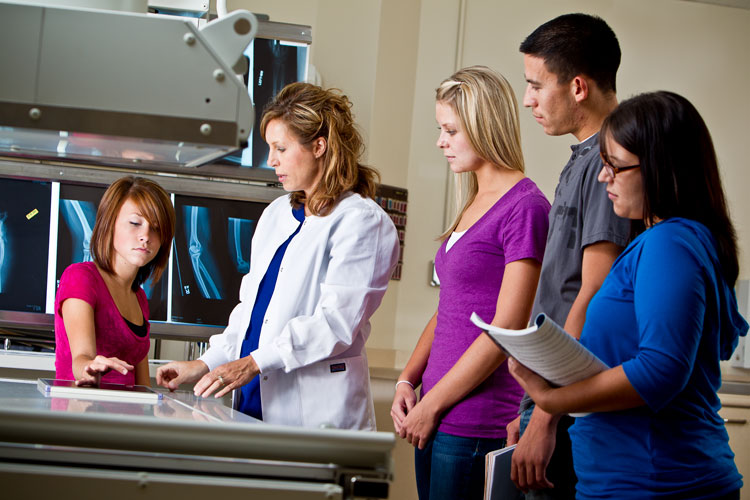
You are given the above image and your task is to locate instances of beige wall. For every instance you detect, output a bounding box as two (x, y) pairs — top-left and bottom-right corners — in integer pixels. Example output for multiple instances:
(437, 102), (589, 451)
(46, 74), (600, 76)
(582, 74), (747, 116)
(224, 0), (750, 361)
(459, 0), (750, 227)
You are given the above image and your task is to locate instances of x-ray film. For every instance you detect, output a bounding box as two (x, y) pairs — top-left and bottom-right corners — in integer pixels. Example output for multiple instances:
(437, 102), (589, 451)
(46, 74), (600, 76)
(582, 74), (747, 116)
(56, 184), (106, 291)
(0, 177), (51, 313)
(56, 183), (168, 321)
(218, 38), (308, 170)
(171, 195), (265, 326)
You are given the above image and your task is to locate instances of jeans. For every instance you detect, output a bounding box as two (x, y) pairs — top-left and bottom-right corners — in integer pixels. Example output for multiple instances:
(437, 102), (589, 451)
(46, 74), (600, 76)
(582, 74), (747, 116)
(414, 431), (506, 500)
(519, 403), (577, 500)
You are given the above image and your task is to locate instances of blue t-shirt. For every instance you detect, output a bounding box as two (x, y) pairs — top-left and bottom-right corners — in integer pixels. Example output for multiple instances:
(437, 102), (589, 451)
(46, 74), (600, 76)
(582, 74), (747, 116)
(571, 218), (746, 499)
(238, 204), (305, 419)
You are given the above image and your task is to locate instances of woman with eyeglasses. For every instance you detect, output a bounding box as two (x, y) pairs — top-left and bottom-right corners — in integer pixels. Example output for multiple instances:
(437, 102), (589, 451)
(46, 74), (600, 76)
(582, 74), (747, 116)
(509, 91), (746, 499)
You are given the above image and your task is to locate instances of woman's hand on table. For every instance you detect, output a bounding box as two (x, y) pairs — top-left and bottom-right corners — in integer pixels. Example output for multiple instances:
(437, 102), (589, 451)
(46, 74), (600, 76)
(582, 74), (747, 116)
(156, 360), (209, 391)
(76, 355), (133, 386)
(193, 356), (260, 399)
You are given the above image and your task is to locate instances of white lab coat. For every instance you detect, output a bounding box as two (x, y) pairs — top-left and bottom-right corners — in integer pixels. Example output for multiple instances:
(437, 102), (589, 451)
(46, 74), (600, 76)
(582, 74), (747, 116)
(200, 192), (399, 430)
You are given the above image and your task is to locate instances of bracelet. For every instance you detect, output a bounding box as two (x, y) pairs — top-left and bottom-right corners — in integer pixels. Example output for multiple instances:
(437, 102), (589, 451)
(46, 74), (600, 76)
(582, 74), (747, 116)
(395, 380), (415, 390)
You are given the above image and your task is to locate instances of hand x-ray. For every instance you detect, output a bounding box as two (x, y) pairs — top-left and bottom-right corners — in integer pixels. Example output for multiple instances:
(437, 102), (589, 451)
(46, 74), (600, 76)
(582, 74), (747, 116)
(56, 183), (168, 321)
(0, 178), (51, 313)
(171, 195), (265, 326)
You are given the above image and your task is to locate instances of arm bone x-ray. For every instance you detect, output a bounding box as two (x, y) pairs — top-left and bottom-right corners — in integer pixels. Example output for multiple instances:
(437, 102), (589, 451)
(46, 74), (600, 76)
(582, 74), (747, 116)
(228, 217), (253, 274)
(0, 213), (6, 293)
(188, 205), (223, 300)
(60, 200), (96, 263)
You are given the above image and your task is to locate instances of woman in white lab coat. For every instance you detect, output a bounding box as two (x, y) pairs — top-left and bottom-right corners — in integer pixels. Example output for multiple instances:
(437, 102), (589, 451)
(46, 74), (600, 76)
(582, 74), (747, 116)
(156, 82), (400, 430)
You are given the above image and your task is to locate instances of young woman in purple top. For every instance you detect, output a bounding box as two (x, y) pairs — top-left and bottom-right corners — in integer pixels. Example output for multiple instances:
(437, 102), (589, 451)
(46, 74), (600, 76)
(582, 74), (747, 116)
(55, 176), (175, 387)
(390, 66), (550, 499)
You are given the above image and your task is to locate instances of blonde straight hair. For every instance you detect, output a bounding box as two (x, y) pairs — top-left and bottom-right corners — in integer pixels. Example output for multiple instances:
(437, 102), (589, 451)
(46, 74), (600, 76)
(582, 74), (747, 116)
(436, 66), (525, 240)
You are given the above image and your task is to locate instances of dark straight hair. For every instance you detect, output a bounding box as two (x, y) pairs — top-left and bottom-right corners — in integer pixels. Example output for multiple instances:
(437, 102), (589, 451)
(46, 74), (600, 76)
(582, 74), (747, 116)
(519, 13), (620, 94)
(600, 91), (739, 285)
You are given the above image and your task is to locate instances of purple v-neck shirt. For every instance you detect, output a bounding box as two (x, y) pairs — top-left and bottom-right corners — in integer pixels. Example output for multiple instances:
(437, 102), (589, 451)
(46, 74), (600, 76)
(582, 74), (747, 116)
(422, 177), (550, 438)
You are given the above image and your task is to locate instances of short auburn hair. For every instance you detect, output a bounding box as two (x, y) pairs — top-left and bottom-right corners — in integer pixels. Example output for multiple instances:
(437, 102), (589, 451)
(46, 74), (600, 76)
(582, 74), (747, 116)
(90, 176), (175, 291)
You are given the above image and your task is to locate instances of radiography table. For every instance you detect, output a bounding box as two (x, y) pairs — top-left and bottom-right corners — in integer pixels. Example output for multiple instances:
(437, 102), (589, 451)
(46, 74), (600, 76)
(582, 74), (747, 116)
(0, 378), (393, 499)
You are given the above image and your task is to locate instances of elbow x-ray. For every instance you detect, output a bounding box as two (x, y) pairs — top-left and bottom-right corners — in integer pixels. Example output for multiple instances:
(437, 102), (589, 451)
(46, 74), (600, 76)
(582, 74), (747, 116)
(0, 178), (51, 313)
(218, 38), (308, 171)
(55, 184), (104, 292)
(55, 184), (168, 321)
(59, 198), (96, 264)
(171, 195), (263, 327)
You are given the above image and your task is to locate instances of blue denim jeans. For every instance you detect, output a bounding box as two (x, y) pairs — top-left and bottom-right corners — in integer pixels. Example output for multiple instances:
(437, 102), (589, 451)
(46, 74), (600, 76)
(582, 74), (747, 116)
(519, 403), (577, 500)
(414, 431), (506, 500)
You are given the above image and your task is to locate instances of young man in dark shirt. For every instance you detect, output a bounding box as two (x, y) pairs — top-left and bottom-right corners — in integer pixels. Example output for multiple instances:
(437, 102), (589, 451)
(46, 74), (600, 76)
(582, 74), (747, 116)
(507, 13), (631, 499)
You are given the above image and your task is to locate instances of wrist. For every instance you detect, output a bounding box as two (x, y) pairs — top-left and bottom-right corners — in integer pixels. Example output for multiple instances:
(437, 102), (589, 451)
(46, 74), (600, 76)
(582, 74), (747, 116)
(72, 355), (94, 377)
(395, 379), (415, 391)
(531, 405), (563, 428)
(245, 355), (259, 376)
(417, 391), (444, 417)
(194, 359), (210, 375)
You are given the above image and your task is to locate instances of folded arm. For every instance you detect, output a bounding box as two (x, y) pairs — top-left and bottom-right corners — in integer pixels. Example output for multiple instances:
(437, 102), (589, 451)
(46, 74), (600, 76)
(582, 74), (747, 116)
(511, 240), (622, 491)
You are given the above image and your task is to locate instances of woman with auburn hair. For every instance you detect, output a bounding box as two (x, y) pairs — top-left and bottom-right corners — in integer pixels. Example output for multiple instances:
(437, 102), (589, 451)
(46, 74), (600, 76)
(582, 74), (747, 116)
(510, 91), (746, 499)
(391, 66), (550, 499)
(157, 82), (399, 430)
(55, 176), (175, 386)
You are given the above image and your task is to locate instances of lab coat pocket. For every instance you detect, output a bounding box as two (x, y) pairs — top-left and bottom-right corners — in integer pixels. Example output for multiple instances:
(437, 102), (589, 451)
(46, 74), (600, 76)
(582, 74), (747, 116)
(297, 354), (376, 431)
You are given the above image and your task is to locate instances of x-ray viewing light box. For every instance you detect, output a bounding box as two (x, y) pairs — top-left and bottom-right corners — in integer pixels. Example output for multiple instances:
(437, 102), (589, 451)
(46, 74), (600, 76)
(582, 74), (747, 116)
(211, 26), (310, 183)
(0, 170), (279, 340)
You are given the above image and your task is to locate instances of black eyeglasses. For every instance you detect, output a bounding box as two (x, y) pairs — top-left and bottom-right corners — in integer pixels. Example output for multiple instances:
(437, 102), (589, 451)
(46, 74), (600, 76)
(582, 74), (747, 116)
(600, 152), (640, 178)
